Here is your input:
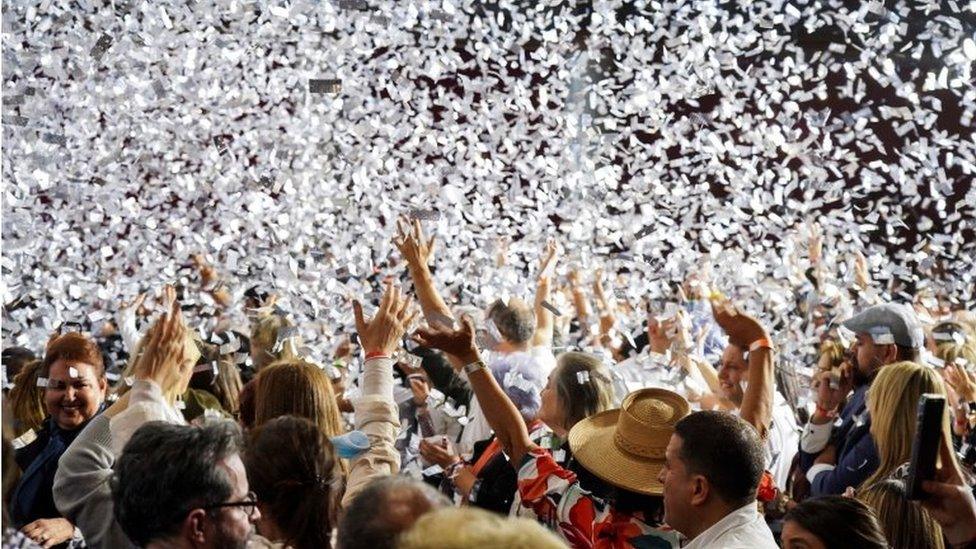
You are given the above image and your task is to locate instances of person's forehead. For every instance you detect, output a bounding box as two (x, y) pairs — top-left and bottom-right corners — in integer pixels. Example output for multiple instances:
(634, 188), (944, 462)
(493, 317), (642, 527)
(218, 453), (249, 495)
(665, 434), (681, 459)
(48, 359), (98, 379)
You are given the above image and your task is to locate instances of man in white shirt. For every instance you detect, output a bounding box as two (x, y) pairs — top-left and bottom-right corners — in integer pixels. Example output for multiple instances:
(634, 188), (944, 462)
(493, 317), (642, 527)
(659, 411), (777, 549)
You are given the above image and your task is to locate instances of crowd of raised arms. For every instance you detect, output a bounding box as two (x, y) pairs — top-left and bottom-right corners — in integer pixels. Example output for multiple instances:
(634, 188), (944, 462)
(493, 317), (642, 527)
(2, 217), (975, 549)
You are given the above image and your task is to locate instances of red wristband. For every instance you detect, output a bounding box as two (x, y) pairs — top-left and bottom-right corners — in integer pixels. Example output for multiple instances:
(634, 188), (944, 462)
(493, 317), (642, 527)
(749, 337), (775, 352)
(365, 351), (391, 360)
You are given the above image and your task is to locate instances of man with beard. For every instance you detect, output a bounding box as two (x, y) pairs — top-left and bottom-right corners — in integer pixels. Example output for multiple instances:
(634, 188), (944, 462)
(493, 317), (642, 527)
(112, 420), (260, 549)
(798, 303), (923, 496)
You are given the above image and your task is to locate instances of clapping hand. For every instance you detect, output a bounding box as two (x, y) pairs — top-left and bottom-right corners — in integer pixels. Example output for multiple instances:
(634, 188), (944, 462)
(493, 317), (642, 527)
(945, 364), (976, 403)
(132, 286), (199, 399)
(353, 281), (418, 356)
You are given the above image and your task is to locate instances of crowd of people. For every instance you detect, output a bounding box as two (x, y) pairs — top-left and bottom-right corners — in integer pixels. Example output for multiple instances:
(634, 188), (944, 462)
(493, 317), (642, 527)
(2, 218), (975, 549)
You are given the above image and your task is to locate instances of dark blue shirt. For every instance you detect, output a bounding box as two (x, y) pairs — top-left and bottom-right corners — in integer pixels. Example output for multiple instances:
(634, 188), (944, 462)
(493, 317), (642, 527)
(799, 384), (880, 496)
(11, 405), (104, 527)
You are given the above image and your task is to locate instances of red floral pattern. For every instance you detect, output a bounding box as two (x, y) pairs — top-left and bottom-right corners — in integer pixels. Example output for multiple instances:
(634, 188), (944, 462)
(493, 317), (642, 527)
(517, 448), (679, 549)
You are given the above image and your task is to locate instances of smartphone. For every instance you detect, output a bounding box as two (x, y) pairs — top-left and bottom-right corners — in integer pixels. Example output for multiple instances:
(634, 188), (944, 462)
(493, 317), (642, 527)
(906, 394), (946, 500)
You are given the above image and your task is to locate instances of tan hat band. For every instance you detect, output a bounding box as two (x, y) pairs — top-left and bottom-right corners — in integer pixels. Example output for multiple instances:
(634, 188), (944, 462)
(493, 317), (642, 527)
(613, 430), (667, 458)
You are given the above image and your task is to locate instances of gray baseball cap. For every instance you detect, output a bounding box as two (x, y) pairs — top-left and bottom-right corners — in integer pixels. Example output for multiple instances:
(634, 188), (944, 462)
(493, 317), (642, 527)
(842, 303), (924, 349)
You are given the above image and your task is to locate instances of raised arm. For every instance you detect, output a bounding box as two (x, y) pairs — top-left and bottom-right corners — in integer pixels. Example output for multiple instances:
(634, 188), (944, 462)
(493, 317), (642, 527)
(567, 269), (592, 336)
(711, 298), (775, 440)
(394, 217), (455, 329)
(344, 281), (418, 505)
(531, 240), (560, 348)
(412, 319), (535, 466)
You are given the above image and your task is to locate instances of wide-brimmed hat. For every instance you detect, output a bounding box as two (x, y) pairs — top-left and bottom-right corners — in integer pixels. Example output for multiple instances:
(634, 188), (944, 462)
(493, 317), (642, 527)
(568, 388), (689, 495)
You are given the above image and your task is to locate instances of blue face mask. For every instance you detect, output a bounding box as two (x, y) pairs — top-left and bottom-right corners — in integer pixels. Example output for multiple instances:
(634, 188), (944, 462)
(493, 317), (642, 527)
(330, 430), (370, 459)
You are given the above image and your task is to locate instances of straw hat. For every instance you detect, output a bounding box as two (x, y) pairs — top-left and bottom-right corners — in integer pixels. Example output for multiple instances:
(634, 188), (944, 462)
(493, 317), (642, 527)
(568, 388), (690, 495)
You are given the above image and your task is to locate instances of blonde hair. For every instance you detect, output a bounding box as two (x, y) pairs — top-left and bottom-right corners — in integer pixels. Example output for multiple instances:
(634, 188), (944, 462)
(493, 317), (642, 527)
(932, 333), (976, 371)
(254, 359), (344, 439)
(396, 507), (565, 549)
(864, 361), (957, 488)
(250, 315), (297, 370)
(8, 359), (46, 436)
(858, 479), (944, 549)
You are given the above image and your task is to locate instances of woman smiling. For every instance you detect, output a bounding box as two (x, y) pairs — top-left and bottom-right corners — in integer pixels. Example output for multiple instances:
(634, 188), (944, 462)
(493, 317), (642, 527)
(12, 332), (108, 548)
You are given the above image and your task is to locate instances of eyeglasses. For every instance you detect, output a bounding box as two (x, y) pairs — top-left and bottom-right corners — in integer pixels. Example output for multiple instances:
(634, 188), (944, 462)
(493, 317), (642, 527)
(205, 491), (258, 518)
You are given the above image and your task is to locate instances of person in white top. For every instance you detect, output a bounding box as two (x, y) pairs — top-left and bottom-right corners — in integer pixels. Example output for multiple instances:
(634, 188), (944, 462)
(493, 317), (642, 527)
(393, 218), (557, 456)
(714, 342), (800, 491)
(658, 410), (777, 549)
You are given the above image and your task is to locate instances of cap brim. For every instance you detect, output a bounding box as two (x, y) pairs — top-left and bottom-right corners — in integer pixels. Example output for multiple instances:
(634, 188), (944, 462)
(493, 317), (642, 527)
(568, 410), (665, 496)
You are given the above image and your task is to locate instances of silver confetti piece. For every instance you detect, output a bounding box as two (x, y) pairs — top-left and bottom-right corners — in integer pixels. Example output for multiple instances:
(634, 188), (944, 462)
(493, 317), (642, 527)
(309, 78), (342, 94)
(91, 34), (113, 62)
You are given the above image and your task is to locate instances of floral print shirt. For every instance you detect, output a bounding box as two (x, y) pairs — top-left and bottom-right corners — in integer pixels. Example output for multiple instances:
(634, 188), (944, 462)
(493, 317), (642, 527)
(517, 447), (680, 549)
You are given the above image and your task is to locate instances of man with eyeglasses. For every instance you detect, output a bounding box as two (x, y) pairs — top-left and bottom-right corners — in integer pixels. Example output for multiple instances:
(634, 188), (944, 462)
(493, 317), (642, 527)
(112, 419), (260, 549)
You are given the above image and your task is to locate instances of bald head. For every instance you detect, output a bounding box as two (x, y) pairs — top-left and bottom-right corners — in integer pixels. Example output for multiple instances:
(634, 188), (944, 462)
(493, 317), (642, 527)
(336, 477), (448, 549)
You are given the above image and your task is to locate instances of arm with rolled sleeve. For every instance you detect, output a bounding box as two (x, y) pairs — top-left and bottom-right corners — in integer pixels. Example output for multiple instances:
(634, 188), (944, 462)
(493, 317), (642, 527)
(342, 356), (401, 507)
(807, 430), (879, 496)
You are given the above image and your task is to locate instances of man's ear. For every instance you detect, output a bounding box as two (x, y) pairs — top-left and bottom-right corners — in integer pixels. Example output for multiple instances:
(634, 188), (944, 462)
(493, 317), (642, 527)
(183, 509), (209, 545)
(881, 343), (899, 364)
(690, 474), (709, 507)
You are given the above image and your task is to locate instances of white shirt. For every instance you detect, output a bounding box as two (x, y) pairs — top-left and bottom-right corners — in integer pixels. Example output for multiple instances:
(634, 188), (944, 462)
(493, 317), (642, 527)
(457, 346), (555, 455)
(682, 502), (777, 549)
(766, 392), (801, 491)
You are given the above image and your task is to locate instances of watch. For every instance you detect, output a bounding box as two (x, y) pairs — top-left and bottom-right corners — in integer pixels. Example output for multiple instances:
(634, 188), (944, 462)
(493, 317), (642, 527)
(464, 360), (487, 375)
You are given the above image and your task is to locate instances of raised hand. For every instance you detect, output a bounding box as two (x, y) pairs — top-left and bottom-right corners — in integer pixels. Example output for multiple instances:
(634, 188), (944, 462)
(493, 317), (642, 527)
(353, 281), (418, 356)
(393, 216), (436, 270)
(412, 317), (480, 366)
(132, 286), (197, 398)
(808, 223), (823, 265)
(709, 297), (768, 349)
(119, 292), (147, 318)
(567, 268), (583, 289)
(419, 437), (459, 468)
(192, 254), (219, 286)
(538, 239), (560, 280)
(945, 364), (976, 403)
(853, 250), (870, 289)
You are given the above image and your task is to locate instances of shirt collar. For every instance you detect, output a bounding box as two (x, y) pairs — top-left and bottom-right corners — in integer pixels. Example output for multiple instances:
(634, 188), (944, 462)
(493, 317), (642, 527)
(682, 502), (761, 549)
